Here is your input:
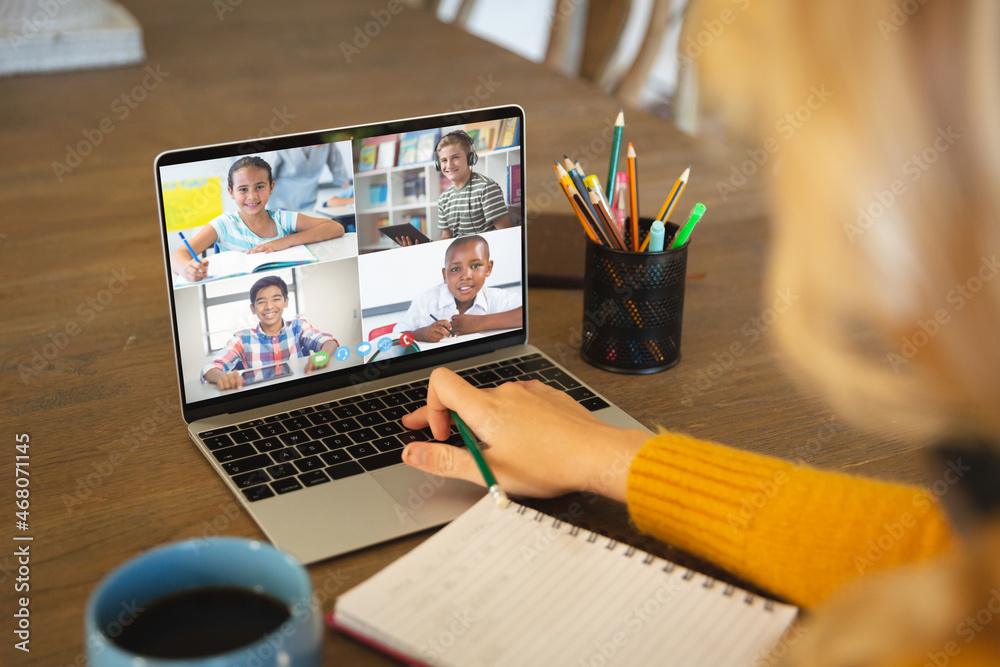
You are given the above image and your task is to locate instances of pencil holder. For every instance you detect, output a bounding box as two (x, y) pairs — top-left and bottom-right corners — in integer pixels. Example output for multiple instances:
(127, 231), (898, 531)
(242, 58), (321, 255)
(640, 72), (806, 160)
(581, 220), (687, 374)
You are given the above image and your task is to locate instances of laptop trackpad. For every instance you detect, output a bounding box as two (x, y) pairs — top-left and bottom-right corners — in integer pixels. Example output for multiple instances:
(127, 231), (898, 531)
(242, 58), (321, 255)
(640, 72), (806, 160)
(372, 466), (484, 527)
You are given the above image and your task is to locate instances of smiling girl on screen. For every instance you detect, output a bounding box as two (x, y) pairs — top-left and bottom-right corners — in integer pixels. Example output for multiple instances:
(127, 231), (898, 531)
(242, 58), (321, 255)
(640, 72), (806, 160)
(169, 156), (344, 282)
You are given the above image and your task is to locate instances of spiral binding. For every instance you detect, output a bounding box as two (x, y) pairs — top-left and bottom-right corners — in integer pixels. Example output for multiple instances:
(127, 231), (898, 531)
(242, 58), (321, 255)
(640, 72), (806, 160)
(510, 502), (774, 611)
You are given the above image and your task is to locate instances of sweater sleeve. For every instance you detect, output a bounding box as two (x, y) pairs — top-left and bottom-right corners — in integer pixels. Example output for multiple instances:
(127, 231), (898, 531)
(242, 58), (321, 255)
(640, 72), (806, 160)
(626, 431), (955, 609)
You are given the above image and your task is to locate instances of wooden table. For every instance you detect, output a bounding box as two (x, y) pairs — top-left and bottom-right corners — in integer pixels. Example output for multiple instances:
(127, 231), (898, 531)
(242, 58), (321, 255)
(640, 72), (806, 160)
(0, 1), (932, 664)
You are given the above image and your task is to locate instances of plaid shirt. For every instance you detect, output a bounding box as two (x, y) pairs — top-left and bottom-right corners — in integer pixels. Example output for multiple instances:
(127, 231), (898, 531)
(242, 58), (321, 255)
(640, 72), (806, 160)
(201, 318), (335, 382)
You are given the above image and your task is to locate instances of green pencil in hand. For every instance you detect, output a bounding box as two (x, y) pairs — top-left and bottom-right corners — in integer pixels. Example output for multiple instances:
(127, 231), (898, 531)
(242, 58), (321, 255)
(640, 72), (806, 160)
(450, 410), (510, 509)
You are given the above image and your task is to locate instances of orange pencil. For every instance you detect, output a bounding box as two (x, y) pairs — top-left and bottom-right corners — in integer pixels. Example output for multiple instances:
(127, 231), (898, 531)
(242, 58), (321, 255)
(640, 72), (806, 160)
(555, 163), (601, 244)
(626, 143), (639, 251)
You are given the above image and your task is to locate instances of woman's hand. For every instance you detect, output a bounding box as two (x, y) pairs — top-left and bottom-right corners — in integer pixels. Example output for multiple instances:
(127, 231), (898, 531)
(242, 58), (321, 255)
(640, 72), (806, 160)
(400, 368), (649, 501)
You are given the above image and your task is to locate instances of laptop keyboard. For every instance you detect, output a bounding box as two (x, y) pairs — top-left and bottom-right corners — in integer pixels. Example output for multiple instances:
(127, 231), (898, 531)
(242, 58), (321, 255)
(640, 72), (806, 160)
(197, 353), (610, 503)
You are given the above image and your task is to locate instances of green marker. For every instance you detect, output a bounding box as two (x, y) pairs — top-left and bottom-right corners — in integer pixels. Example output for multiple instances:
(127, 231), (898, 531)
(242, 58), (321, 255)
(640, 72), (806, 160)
(670, 203), (706, 249)
(311, 351), (329, 367)
(450, 410), (509, 509)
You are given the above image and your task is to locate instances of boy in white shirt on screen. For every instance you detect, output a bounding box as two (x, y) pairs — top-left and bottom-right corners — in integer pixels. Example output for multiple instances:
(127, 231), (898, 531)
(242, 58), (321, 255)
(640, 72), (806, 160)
(393, 235), (522, 343)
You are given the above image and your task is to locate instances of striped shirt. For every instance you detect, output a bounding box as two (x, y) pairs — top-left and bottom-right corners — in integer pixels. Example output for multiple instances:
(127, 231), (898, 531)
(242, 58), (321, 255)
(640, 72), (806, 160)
(200, 318), (335, 381)
(437, 172), (508, 237)
(208, 209), (297, 252)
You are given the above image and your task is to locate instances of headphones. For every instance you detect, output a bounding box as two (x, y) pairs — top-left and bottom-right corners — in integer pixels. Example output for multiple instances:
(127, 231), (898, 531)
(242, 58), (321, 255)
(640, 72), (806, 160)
(433, 130), (478, 171)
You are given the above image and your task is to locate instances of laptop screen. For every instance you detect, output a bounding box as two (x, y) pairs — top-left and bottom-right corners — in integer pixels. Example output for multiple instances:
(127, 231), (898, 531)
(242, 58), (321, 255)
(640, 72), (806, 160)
(155, 106), (526, 421)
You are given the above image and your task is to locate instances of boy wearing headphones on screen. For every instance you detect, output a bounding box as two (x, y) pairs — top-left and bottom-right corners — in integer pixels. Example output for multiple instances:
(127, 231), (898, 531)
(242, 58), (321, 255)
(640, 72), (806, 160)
(435, 130), (513, 239)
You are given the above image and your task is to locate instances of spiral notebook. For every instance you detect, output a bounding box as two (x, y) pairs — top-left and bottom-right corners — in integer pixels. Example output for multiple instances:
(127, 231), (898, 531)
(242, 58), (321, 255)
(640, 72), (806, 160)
(329, 495), (798, 667)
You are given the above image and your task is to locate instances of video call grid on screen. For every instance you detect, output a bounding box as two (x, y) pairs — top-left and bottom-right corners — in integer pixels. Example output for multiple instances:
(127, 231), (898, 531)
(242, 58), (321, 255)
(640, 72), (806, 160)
(155, 106), (526, 415)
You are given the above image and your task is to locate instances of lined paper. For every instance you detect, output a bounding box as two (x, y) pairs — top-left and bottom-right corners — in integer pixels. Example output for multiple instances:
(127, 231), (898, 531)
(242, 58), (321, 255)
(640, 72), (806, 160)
(334, 496), (798, 667)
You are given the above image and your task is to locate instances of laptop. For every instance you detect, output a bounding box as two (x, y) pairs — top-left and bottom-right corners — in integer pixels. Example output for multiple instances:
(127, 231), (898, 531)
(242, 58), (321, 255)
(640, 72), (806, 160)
(155, 105), (649, 564)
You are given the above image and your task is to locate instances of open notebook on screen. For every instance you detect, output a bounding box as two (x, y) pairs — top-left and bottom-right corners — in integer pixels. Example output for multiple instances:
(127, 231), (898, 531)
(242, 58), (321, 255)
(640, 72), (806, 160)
(155, 105), (651, 564)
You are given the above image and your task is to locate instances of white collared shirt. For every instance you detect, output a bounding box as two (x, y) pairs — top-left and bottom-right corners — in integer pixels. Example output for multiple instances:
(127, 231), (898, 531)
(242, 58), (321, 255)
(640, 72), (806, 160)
(393, 283), (521, 335)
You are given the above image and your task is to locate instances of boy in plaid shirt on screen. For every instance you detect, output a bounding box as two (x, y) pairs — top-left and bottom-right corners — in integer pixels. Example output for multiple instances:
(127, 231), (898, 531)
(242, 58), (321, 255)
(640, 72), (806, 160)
(201, 275), (338, 391)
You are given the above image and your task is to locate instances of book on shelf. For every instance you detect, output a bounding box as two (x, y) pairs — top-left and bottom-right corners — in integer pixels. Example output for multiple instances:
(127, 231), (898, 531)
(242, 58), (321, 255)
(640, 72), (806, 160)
(474, 126), (495, 152)
(401, 173), (426, 201)
(357, 134), (398, 171)
(329, 495), (798, 667)
(358, 145), (377, 172)
(464, 120), (502, 153)
(465, 128), (480, 151)
(398, 136), (419, 166)
(415, 130), (439, 163)
(398, 129), (440, 165)
(367, 183), (387, 205)
(375, 140), (397, 170)
(496, 117), (520, 148)
(507, 164), (522, 204)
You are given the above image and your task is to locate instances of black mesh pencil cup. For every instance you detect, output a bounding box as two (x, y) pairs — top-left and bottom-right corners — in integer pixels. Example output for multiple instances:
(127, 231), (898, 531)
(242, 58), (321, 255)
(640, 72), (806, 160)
(581, 221), (687, 373)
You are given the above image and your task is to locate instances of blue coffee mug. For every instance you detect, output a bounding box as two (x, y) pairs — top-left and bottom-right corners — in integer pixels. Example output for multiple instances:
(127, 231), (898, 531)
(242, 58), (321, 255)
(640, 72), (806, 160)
(85, 538), (321, 666)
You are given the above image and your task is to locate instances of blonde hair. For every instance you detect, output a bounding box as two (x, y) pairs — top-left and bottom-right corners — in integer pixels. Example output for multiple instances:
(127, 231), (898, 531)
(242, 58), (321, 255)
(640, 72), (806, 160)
(436, 131), (475, 158)
(687, 0), (1000, 437)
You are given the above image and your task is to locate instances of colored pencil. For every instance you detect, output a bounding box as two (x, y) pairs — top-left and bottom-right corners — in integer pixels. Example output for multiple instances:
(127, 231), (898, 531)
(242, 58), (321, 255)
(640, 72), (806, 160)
(638, 226), (654, 252)
(564, 157), (601, 225)
(655, 166), (690, 223)
(612, 172), (629, 232)
(573, 190), (612, 247)
(574, 160), (605, 226)
(450, 410), (509, 509)
(178, 232), (202, 265)
(626, 143), (639, 251)
(589, 188), (626, 251)
(584, 174), (611, 213)
(606, 110), (624, 201)
(555, 163), (605, 245)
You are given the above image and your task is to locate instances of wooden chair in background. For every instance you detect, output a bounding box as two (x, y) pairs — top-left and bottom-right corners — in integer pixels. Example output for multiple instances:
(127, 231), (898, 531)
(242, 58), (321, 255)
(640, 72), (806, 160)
(421, 0), (697, 133)
(544, 1), (695, 132)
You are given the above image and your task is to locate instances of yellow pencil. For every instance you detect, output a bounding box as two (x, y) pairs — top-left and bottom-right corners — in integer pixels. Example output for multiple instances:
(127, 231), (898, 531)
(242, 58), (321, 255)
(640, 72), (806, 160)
(638, 228), (653, 252)
(555, 163), (601, 245)
(564, 157), (602, 230)
(655, 166), (690, 223)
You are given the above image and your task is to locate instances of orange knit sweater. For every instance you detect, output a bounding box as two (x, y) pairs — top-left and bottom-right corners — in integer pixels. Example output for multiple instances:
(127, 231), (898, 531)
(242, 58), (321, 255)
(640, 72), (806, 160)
(626, 432), (955, 609)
